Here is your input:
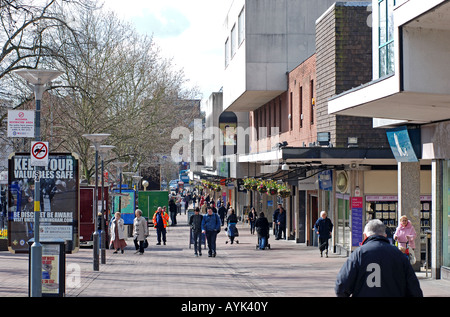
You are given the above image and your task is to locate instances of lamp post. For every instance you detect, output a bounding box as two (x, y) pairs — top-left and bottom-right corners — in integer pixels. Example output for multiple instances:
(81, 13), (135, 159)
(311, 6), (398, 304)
(14, 69), (62, 297)
(97, 145), (115, 264)
(112, 162), (128, 213)
(82, 133), (110, 271)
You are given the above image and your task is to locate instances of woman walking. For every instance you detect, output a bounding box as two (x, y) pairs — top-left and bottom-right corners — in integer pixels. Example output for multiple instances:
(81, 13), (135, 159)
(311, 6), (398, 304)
(110, 212), (127, 254)
(133, 209), (149, 255)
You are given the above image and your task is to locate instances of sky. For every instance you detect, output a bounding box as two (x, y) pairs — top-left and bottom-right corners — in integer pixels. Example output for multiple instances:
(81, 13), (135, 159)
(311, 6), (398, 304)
(101, 0), (234, 103)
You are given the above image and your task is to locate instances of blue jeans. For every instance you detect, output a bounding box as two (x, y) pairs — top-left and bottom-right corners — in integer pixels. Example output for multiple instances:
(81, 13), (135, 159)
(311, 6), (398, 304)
(192, 230), (202, 254)
(205, 230), (217, 255)
(259, 236), (267, 249)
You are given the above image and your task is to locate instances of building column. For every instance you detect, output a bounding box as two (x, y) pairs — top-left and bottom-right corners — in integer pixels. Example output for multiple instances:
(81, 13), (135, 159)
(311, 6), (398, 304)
(431, 160), (443, 279)
(398, 161), (421, 271)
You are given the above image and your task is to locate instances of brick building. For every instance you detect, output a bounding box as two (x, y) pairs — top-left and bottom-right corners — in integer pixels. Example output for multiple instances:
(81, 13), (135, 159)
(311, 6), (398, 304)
(316, 2), (389, 149)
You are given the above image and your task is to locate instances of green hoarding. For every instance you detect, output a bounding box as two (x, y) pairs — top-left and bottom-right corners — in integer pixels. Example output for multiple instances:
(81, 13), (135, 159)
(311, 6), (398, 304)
(138, 191), (169, 222)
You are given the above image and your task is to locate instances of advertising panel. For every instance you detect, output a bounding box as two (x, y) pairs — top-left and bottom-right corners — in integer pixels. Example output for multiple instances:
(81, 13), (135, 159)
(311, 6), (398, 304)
(8, 153), (79, 253)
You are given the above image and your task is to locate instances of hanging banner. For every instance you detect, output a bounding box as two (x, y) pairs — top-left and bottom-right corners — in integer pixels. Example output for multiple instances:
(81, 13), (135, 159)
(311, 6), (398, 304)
(8, 153), (79, 253)
(351, 196), (363, 247)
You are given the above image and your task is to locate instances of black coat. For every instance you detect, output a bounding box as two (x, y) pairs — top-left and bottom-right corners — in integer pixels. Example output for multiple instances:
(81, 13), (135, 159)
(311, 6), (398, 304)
(314, 217), (333, 239)
(255, 216), (269, 237)
(335, 235), (423, 297)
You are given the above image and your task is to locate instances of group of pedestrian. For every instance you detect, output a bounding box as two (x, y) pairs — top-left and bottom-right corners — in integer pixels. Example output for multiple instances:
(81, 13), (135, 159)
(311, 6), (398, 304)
(109, 205), (170, 255)
(189, 206), (221, 257)
(111, 197), (423, 297)
(110, 209), (150, 255)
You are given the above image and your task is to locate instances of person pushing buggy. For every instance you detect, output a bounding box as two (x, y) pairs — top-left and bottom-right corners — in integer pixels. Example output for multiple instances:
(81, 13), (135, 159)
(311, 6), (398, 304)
(255, 212), (270, 250)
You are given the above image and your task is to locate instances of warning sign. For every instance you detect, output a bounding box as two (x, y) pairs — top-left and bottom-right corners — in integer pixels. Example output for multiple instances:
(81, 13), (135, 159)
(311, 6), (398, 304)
(31, 141), (49, 166)
(7, 110), (35, 138)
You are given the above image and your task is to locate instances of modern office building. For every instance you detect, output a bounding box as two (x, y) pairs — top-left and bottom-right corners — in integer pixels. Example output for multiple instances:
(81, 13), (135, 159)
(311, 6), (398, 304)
(328, 0), (450, 279)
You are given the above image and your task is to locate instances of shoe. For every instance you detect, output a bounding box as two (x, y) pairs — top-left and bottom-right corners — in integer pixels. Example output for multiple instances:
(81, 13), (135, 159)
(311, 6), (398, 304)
(156, 242), (161, 245)
(208, 254), (212, 257)
(199, 253), (202, 256)
(163, 241), (166, 245)
(121, 249), (124, 254)
(135, 250), (140, 254)
(212, 253), (216, 257)
(195, 253), (198, 257)
(113, 250), (118, 254)
(139, 252), (143, 255)
(320, 251), (323, 257)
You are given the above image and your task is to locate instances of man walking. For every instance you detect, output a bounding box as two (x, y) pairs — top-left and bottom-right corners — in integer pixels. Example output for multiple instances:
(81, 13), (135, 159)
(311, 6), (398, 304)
(189, 207), (203, 256)
(153, 207), (168, 245)
(314, 211), (333, 257)
(335, 219), (423, 297)
(201, 206), (221, 257)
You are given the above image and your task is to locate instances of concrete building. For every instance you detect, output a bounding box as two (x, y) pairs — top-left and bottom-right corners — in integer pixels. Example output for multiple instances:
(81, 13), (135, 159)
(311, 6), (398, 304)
(219, 0), (411, 250)
(328, 0), (450, 279)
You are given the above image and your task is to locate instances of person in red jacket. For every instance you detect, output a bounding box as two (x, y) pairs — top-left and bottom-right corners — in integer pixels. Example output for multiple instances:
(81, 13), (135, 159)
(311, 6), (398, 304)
(153, 207), (169, 245)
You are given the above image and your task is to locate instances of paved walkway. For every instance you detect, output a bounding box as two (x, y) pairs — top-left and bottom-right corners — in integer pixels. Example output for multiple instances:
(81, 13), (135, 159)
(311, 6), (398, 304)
(0, 213), (449, 299)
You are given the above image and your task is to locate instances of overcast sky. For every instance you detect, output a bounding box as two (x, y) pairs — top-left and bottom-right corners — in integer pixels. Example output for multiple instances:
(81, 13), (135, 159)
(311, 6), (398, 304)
(101, 0), (233, 102)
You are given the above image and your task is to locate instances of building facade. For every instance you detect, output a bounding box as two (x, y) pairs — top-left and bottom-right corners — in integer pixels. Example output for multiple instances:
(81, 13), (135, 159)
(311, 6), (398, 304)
(328, 0), (450, 279)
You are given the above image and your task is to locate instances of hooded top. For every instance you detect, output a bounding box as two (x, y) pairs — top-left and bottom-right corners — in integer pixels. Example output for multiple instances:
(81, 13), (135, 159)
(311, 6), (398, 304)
(394, 220), (417, 249)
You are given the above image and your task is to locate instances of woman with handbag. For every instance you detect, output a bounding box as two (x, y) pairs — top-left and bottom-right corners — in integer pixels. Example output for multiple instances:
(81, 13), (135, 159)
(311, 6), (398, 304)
(133, 209), (149, 255)
(110, 212), (127, 254)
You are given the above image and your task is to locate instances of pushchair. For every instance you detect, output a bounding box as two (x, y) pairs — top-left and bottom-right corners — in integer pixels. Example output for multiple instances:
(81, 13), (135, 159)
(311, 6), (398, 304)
(225, 222), (239, 244)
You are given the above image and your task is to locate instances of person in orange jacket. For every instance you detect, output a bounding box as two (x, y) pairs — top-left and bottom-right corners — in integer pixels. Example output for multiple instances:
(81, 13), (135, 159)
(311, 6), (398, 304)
(153, 207), (169, 245)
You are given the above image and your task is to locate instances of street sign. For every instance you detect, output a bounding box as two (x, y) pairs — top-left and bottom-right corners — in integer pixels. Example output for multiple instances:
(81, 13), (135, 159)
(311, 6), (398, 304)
(31, 141), (49, 166)
(7, 110), (35, 138)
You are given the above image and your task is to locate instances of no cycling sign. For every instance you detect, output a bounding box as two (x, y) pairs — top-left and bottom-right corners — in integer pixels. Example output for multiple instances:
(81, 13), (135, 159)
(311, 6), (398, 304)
(31, 141), (49, 167)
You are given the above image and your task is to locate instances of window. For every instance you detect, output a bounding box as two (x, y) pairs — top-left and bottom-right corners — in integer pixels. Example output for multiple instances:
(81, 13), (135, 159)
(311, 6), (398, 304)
(289, 92), (293, 131)
(225, 38), (230, 67)
(299, 86), (303, 129)
(310, 80), (314, 125)
(378, 0), (396, 77)
(231, 24), (237, 57)
(238, 7), (245, 45)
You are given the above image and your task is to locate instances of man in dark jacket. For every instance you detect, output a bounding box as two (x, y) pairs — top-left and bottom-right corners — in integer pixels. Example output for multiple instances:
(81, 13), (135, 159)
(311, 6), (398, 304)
(314, 211), (333, 257)
(276, 207), (286, 240)
(335, 219), (423, 297)
(189, 207), (203, 256)
(201, 207), (221, 257)
(255, 212), (269, 249)
(169, 199), (177, 226)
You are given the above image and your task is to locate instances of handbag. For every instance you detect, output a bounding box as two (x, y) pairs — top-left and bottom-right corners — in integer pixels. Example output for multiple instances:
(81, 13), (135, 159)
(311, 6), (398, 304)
(408, 246), (416, 265)
(143, 238), (149, 249)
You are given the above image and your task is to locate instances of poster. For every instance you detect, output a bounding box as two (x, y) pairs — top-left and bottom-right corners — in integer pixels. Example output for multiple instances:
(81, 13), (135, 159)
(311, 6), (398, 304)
(113, 189), (135, 225)
(219, 122), (237, 146)
(42, 244), (60, 295)
(8, 153), (79, 253)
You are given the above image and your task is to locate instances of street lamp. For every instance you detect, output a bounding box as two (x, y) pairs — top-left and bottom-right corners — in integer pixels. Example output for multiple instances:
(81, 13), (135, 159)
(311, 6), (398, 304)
(97, 145), (115, 264)
(82, 133), (110, 271)
(14, 69), (62, 297)
(112, 162), (128, 214)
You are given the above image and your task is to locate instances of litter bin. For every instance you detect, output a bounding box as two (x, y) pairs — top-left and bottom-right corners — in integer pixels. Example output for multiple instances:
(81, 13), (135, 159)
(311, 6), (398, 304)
(28, 239), (66, 297)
